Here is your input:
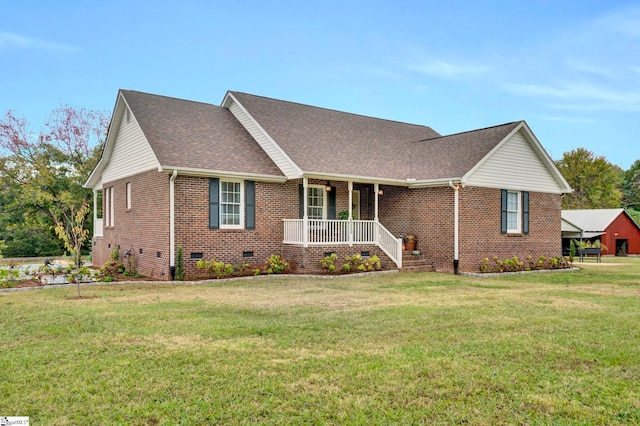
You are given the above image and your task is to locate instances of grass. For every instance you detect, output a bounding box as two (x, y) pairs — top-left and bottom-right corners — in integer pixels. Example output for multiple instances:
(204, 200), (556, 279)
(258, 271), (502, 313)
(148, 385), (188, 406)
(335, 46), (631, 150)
(1, 257), (639, 424)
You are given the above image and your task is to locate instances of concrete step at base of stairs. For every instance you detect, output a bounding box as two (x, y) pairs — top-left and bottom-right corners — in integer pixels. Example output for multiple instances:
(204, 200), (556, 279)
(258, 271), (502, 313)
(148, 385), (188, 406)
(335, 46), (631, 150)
(399, 251), (435, 273)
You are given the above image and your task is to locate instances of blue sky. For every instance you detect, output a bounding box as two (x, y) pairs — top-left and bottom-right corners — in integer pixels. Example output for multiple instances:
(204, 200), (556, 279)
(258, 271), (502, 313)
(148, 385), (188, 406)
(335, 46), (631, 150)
(1, 0), (639, 169)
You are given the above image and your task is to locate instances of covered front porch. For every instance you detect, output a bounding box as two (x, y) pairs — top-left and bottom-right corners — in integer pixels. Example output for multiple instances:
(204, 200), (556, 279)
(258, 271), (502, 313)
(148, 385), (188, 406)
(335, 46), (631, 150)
(282, 178), (403, 267)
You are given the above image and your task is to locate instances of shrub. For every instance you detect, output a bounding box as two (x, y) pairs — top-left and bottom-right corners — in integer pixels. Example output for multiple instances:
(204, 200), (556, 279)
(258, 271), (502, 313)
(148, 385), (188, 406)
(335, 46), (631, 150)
(265, 254), (289, 274)
(341, 254), (381, 274)
(110, 246), (120, 261)
(175, 246), (185, 281)
(320, 253), (337, 273)
(67, 266), (92, 283)
(100, 260), (125, 281)
(480, 255), (569, 273)
(123, 249), (137, 275)
(197, 258), (234, 279)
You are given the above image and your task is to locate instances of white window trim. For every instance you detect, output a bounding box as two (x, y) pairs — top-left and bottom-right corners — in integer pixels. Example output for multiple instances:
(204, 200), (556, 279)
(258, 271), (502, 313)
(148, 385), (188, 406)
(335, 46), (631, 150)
(126, 182), (131, 210)
(110, 186), (115, 227)
(104, 186), (115, 227)
(506, 190), (521, 234)
(307, 184), (327, 220)
(220, 179), (244, 229)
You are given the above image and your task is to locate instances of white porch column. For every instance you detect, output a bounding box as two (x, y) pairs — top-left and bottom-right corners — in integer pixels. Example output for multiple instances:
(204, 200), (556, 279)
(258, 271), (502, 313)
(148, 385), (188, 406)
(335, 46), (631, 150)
(93, 189), (98, 223)
(348, 181), (353, 246)
(303, 177), (309, 248)
(374, 183), (379, 221)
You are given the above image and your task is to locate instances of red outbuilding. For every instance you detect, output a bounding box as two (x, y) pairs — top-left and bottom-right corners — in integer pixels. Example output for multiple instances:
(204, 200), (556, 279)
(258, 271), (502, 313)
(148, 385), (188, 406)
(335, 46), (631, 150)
(562, 209), (640, 255)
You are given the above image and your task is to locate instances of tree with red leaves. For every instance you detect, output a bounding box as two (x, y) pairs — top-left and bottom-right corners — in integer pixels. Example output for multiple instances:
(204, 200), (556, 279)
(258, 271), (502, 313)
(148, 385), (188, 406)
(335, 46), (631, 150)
(0, 105), (108, 265)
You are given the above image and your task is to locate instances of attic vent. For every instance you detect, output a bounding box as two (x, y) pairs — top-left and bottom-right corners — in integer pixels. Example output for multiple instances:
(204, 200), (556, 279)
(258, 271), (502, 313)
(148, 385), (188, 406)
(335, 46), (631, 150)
(125, 108), (131, 123)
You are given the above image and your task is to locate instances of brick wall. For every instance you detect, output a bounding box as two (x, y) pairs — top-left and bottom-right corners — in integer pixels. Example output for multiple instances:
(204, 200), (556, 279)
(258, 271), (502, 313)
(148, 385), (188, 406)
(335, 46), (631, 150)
(174, 177), (296, 279)
(92, 174), (562, 278)
(459, 187), (562, 271)
(377, 185), (562, 272)
(378, 185), (455, 271)
(92, 170), (171, 279)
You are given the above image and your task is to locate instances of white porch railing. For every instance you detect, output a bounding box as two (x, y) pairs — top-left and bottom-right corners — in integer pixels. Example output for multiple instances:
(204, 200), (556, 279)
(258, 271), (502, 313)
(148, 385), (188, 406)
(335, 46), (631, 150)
(283, 219), (402, 268)
(94, 218), (104, 237)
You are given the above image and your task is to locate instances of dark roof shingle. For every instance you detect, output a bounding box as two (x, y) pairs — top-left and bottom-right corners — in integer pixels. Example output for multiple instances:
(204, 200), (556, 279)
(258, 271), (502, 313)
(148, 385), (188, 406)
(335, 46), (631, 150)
(230, 91), (520, 181)
(121, 90), (284, 177)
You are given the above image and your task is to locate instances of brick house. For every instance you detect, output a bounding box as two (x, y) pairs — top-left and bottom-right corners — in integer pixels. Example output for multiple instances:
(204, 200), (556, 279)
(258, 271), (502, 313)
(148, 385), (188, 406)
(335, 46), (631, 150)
(84, 90), (572, 280)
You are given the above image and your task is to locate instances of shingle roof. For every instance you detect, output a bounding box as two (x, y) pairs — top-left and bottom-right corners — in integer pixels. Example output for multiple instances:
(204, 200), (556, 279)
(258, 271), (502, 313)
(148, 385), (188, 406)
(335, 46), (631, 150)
(117, 90), (530, 183)
(121, 90), (284, 177)
(407, 122), (522, 180)
(229, 92), (441, 180)
(230, 91), (521, 181)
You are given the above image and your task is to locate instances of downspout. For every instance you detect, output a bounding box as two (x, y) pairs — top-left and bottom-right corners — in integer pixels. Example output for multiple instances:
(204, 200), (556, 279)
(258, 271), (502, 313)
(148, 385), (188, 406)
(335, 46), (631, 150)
(449, 181), (460, 274)
(169, 169), (178, 280)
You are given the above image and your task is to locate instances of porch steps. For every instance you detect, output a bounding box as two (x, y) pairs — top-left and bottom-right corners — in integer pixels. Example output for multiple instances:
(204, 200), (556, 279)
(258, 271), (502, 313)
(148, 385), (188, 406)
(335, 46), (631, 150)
(398, 251), (435, 273)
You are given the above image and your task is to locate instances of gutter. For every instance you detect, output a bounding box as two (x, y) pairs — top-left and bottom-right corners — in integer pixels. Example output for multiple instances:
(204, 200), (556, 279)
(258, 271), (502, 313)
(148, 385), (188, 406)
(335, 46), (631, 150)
(449, 180), (461, 274)
(169, 169), (178, 280)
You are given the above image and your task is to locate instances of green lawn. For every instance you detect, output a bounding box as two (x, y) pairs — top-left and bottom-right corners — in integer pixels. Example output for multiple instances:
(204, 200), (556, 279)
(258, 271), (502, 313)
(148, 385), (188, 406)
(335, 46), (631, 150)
(1, 257), (639, 425)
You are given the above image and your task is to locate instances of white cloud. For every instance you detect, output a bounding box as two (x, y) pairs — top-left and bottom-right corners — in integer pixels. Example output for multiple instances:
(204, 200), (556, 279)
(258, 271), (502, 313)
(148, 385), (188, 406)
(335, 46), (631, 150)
(538, 115), (598, 124)
(505, 81), (640, 112)
(565, 60), (616, 79)
(0, 32), (79, 52)
(595, 6), (640, 38)
(408, 59), (492, 79)
(364, 66), (405, 80)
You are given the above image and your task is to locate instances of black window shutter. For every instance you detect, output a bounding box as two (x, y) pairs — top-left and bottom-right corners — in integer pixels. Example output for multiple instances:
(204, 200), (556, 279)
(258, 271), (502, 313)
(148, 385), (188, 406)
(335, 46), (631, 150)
(522, 191), (529, 235)
(299, 184), (304, 219)
(328, 187), (336, 219)
(245, 181), (255, 230)
(500, 189), (507, 234)
(209, 178), (219, 229)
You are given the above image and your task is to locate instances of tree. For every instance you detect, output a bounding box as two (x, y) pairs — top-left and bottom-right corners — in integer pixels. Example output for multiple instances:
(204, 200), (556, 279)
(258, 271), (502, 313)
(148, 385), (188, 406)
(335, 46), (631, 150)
(555, 148), (622, 209)
(0, 106), (107, 265)
(622, 159), (640, 208)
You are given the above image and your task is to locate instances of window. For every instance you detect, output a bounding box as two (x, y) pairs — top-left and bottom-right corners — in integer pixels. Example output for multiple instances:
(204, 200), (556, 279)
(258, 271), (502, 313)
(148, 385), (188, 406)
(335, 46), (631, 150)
(307, 185), (326, 219)
(506, 191), (520, 232)
(110, 186), (115, 226)
(209, 178), (255, 230)
(220, 180), (243, 227)
(501, 189), (529, 234)
(104, 186), (115, 227)
(126, 182), (131, 210)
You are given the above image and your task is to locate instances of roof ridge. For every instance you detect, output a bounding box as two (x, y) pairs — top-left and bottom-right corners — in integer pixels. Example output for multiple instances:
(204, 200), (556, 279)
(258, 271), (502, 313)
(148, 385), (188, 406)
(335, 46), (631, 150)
(120, 89), (220, 109)
(416, 120), (522, 142)
(228, 90), (437, 131)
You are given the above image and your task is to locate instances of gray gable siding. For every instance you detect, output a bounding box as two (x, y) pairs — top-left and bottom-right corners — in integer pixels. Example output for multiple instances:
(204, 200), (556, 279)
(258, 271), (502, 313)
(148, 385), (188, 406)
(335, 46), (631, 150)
(465, 130), (566, 193)
(102, 106), (160, 184)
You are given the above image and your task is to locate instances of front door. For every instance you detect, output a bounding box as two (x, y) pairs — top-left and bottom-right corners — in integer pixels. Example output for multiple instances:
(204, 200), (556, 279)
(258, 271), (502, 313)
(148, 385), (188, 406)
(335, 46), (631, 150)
(352, 190), (360, 220)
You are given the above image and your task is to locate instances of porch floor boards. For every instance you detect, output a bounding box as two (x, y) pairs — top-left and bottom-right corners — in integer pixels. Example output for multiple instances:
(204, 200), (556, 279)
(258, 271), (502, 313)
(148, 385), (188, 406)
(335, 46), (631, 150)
(398, 251), (435, 273)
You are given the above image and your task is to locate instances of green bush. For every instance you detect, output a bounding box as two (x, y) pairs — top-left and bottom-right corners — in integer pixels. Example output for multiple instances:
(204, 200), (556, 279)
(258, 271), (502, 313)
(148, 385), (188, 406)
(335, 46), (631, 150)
(341, 253), (381, 273)
(320, 253), (337, 273)
(480, 255), (569, 273)
(176, 246), (185, 281)
(110, 246), (120, 261)
(100, 260), (125, 281)
(197, 258), (234, 279)
(265, 254), (289, 274)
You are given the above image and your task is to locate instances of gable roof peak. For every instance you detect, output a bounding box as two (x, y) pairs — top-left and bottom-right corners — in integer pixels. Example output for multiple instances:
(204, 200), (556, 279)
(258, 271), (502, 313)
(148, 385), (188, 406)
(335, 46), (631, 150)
(227, 90), (438, 131)
(120, 89), (219, 109)
(418, 121), (523, 142)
